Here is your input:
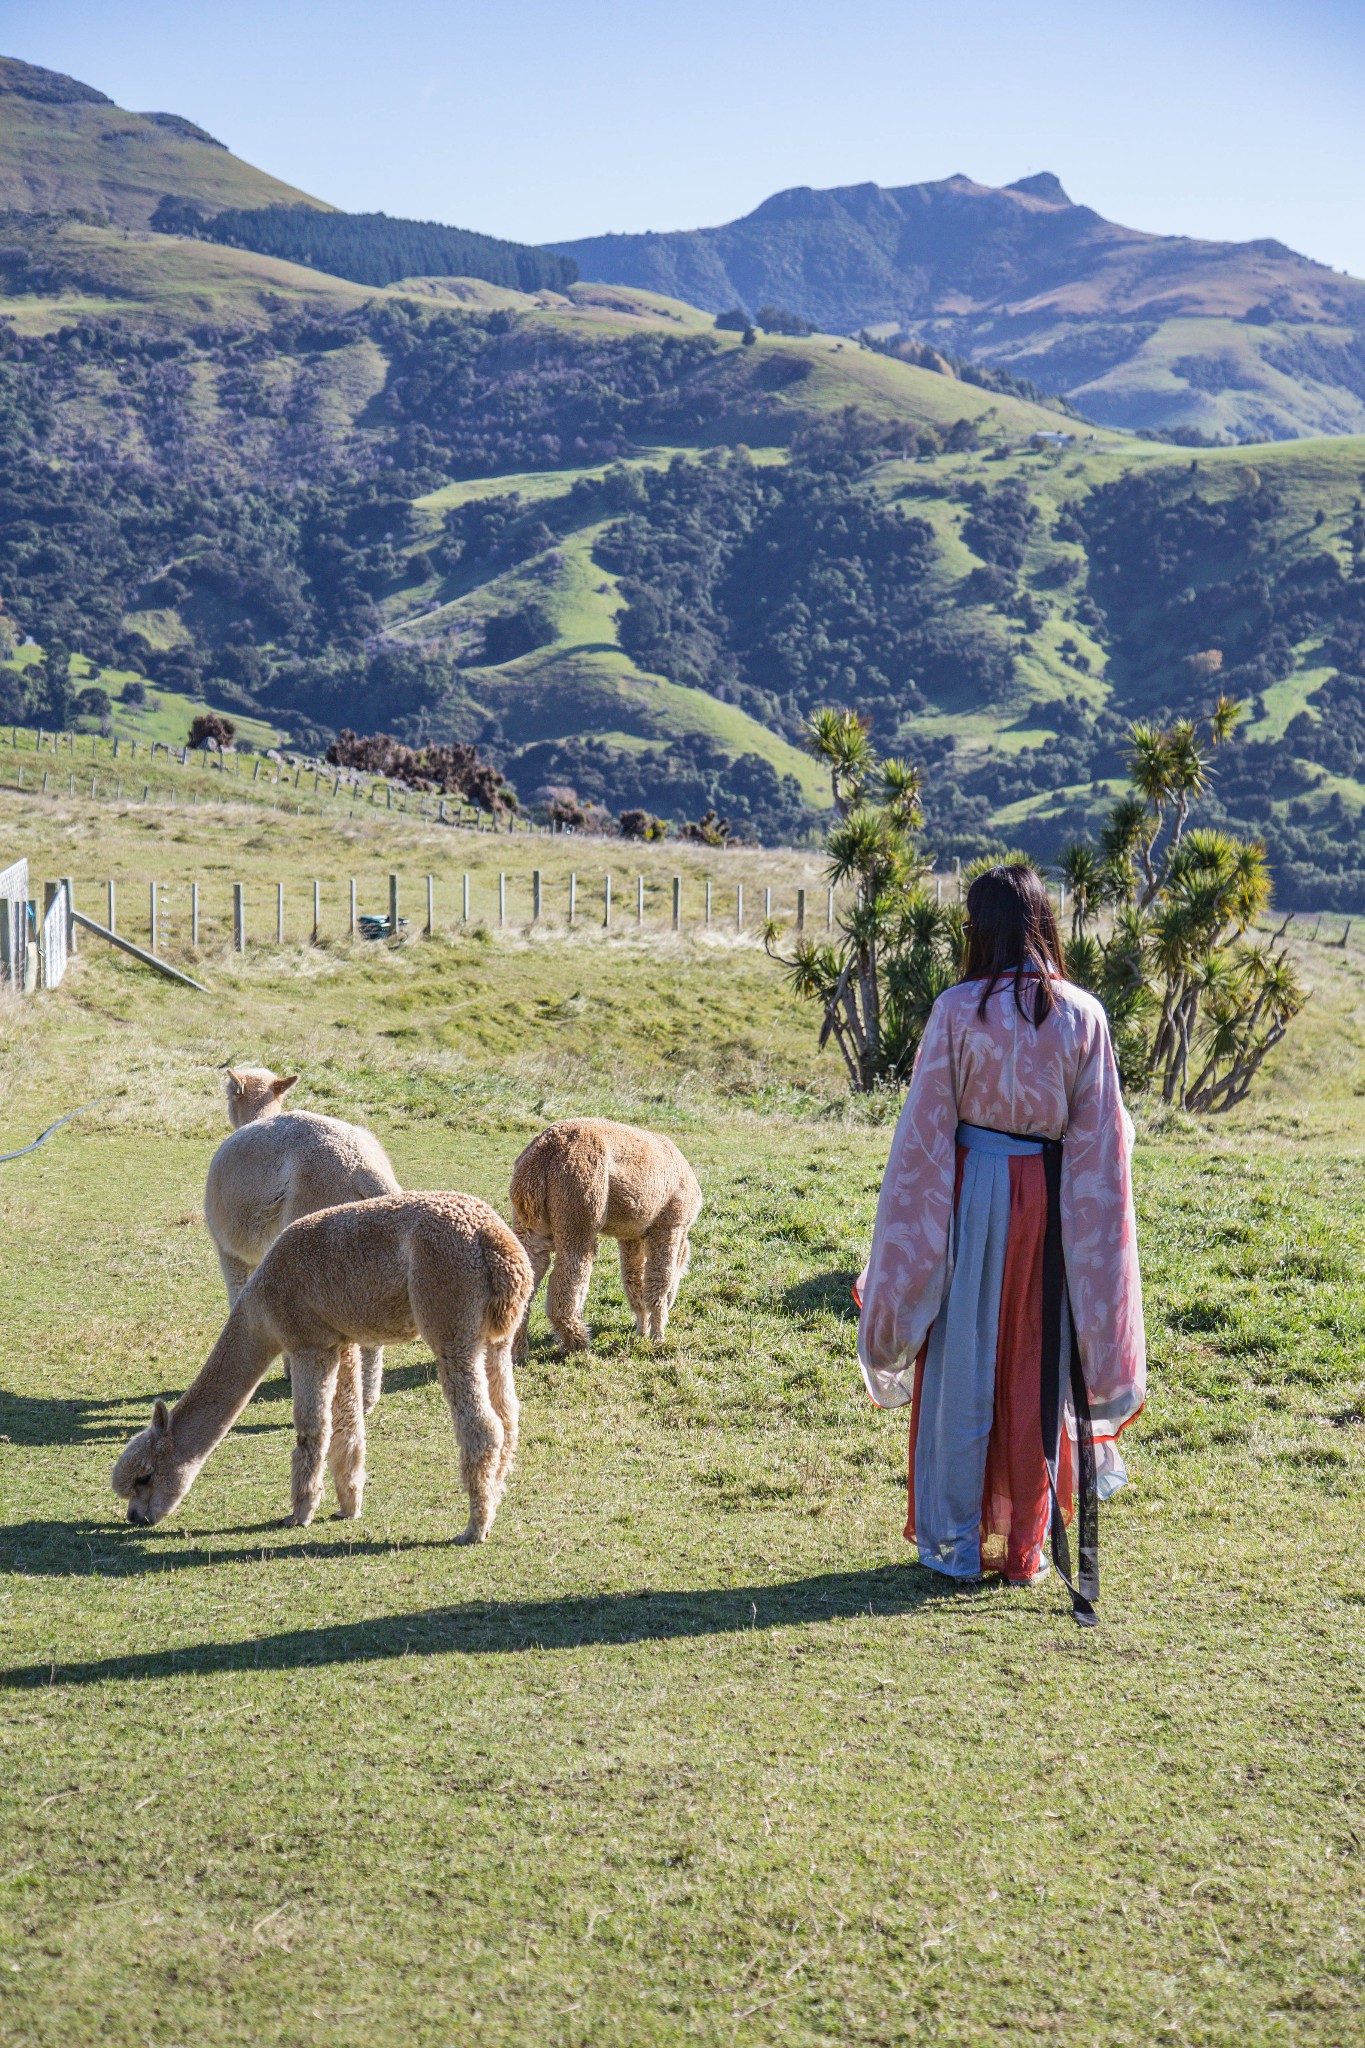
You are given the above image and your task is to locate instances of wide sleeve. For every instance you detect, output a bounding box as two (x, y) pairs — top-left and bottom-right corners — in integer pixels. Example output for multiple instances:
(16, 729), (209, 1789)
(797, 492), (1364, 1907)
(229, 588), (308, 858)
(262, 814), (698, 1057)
(855, 995), (960, 1408)
(1060, 1014), (1146, 1441)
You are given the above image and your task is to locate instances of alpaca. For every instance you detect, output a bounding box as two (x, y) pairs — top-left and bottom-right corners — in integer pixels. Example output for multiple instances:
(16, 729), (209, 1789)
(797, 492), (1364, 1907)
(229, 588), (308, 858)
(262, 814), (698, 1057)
(112, 1193), (533, 1541)
(509, 1117), (702, 1355)
(206, 1068), (400, 1412)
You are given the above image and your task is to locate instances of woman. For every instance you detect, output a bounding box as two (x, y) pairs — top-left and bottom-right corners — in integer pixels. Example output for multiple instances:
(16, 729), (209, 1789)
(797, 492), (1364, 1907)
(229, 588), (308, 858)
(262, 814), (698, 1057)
(856, 864), (1145, 1624)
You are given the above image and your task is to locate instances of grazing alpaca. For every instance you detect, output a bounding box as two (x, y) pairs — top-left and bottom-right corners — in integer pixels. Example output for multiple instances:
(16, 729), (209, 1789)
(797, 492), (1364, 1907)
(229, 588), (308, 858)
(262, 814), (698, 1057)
(509, 1117), (702, 1355)
(206, 1068), (400, 1412)
(113, 1194), (533, 1541)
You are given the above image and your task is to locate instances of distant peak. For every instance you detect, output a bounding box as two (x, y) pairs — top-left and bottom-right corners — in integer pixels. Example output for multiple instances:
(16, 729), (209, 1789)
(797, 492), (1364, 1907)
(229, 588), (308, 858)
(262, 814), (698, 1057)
(1006, 172), (1072, 206)
(0, 54), (111, 106)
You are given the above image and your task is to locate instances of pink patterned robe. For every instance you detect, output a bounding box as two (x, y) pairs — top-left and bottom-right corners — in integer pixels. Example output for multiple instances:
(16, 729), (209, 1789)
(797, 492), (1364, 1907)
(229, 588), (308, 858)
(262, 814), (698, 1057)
(857, 975), (1146, 1576)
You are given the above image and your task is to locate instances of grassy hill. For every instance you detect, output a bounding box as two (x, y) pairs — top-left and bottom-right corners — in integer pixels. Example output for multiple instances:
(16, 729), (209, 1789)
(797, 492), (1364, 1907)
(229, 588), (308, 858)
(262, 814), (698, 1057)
(0, 54), (326, 226)
(5, 218), (1365, 894)
(552, 172), (1365, 441)
(5, 80), (1365, 895)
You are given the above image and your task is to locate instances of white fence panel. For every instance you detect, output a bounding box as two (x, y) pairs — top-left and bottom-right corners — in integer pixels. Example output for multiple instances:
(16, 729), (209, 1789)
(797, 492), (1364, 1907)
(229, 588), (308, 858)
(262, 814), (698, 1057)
(0, 858), (29, 993)
(40, 887), (68, 990)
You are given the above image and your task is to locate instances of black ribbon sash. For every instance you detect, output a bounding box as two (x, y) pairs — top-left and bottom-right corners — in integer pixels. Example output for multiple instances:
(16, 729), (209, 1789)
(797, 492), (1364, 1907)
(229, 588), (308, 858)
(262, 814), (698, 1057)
(1038, 1136), (1099, 1627)
(960, 1123), (1100, 1626)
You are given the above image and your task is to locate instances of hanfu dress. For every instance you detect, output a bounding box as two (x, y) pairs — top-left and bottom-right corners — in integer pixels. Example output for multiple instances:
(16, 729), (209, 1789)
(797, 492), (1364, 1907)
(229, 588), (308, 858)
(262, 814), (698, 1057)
(856, 974), (1145, 1620)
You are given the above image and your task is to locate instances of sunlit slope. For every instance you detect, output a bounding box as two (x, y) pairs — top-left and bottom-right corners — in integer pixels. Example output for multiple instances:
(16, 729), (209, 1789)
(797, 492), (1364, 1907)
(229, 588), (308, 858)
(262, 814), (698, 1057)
(0, 56), (327, 227)
(0, 220), (381, 335)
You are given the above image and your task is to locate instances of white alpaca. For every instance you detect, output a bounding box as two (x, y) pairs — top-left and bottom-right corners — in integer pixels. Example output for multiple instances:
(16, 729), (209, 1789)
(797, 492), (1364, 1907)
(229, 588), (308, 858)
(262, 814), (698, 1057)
(205, 1068), (400, 1411)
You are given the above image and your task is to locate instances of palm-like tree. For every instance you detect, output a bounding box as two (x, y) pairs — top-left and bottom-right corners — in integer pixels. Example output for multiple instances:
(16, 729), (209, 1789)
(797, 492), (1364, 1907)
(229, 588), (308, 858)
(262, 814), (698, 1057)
(1059, 841), (1101, 938)
(805, 708), (874, 816)
(1060, 696), (1302, 1113)
(766, 717), (953, 1091)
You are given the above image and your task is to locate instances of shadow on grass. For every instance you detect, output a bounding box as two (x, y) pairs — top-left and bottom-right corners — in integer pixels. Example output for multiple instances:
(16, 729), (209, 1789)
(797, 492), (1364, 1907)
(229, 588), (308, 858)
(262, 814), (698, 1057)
(249, 1359), (439, 1405)
(0, 1563), (992, 1688)
(1, 1518), (466, 1577)
(0, 1386), (179, 1448)
(2, 1360), (443, 1439)
(780, 1271), (859, 1322)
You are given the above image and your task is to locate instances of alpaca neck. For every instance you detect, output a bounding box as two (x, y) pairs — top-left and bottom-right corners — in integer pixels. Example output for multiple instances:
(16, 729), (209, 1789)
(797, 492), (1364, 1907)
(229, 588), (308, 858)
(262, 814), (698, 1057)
(169, 1296), (277, 1463)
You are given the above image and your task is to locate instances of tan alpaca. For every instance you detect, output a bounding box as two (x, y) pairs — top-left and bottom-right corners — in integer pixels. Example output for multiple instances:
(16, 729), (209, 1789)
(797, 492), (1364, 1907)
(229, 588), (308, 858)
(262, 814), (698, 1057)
(112, 1193), (533, 1541)
(206, 1068), (400, 1412)
(509, 1118), (702, 1355)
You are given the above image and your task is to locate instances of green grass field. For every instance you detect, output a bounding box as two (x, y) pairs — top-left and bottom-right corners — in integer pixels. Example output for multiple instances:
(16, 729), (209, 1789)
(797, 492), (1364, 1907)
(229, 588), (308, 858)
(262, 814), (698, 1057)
(0, 788), (1361, 2046)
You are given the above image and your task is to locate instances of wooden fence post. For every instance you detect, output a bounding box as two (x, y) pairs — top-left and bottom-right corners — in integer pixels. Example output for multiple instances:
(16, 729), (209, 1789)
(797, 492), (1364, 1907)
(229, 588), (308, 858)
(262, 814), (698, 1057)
(764, 886), (772, 920)
(797, 887), (806, 934)
(233, 883), (244, 951)
(107, 879), (116, 933)
(462, 874), (469, 923)
(389, 873), (399, 939)
(604, 874), (612, 928)
(191, 882), (199, 947)
(349, 879), (357, 939)
(313, 880), (321, 944)
(736, 882), (744, 931)
(704, 879), (712, 926)
(672, 876), (681, 931)
(426, 875), (434, 936)
(533, 869), (542, 921)
(276, 883), (284, 945)
(149, 882), (158, 955)
(499, 873), (506, 928)
(56, 878), (76, 953)
(636, 874), (644, 924)
(569, 873), (577, 926)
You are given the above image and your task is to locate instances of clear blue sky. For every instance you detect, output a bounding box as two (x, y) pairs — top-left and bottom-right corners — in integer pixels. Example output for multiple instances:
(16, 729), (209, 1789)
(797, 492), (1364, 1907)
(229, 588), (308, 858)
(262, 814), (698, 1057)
(5, 0), (1364, 271)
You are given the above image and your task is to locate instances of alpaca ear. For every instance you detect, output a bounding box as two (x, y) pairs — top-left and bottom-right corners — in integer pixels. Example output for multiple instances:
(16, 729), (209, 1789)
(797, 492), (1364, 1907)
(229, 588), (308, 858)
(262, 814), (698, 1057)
(226, 1070), (242, 1092)
(150, 1399), (170, 1437)
(272, 1075), (299, 1098)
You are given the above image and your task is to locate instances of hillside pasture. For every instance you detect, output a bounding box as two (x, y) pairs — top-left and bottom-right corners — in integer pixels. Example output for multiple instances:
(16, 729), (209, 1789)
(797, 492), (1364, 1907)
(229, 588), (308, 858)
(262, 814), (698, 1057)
(0, 788), (1362, 2046)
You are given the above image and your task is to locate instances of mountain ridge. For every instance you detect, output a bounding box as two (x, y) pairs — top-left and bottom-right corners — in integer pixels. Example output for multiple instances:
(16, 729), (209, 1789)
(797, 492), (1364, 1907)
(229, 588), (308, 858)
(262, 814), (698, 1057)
(551, 174), (1365, 440)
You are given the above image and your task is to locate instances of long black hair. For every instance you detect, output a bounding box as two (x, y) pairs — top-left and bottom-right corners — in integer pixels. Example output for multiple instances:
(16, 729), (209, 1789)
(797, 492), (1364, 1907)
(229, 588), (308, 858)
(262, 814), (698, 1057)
(960, 864), (1065, 1027)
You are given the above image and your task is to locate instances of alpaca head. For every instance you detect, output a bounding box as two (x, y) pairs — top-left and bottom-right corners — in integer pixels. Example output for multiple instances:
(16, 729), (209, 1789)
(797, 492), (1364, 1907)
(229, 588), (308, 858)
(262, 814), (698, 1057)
(111, 1400), (199, 1526)
(225, 1067), (298, 1128)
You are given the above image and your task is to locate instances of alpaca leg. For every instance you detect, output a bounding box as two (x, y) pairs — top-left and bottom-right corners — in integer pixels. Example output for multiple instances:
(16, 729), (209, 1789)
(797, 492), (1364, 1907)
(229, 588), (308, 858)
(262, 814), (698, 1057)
(437, 1339), (505, 1544)
(215, 1247), (254, 1310)
(643, 1229), (687, 1341)
(546, 1235), (596, 1351)
(666, 1232), (692, 1312)
(360, 1346), (384, 1415)
(289, 1346), (340, 1527)
(511, 1225), (552, 1363)
(328, 1345), (367, 1519)
(618, 1237), (648, 1336)
(485, 1337), (520, 1488)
